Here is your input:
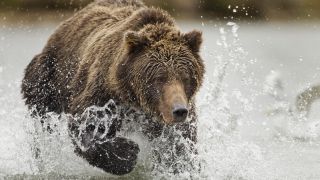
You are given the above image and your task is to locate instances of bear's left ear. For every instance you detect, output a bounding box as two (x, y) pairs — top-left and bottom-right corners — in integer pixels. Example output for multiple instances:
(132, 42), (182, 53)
(183, 30), (202, 53)
(124, 31), (149, 53)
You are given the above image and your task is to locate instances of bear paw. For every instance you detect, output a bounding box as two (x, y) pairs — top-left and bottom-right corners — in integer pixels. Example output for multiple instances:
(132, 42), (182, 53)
(78, 137), (140, 175)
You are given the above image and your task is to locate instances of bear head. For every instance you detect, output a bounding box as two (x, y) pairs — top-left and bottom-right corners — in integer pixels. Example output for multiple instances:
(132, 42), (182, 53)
(116, 23), (204, 124)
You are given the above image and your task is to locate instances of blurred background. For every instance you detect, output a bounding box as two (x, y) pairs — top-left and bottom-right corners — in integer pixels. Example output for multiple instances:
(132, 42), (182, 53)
(0, 0), (319, 22)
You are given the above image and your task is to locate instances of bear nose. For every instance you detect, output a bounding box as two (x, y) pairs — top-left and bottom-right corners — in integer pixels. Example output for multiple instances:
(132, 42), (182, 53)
(172, 105), (188, 122)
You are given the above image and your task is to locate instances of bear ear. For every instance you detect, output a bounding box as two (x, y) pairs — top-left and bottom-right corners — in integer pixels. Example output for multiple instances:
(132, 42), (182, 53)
(124, 31), (149, 52)
(183, 30), (202, 53)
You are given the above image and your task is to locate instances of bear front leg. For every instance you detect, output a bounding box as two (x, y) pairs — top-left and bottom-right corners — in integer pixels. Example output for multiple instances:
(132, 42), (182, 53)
(68, 106), (140, 175)
(74, 137), (140, 175)
(151, 109), (199, 175)
(173, 121), (199, 173)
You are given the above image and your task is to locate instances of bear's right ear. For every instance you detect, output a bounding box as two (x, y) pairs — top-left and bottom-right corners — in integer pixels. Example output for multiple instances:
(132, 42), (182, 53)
(124, 31), (149, 53)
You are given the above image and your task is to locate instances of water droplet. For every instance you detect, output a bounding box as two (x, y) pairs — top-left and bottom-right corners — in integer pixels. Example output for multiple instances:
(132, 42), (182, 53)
(233, 9), (237, 13)
(219, 27), (225, 34)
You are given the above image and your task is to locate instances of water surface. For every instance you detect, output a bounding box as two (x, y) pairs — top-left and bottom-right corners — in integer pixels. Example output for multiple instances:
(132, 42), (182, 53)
(1, 21), (320, 179)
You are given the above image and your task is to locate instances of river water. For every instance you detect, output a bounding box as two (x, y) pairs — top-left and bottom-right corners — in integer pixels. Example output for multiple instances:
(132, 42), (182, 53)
(1, 20), (320, 179)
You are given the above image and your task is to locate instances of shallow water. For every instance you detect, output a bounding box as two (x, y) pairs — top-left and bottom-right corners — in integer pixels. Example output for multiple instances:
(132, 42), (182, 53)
(1, 21), (320, 179)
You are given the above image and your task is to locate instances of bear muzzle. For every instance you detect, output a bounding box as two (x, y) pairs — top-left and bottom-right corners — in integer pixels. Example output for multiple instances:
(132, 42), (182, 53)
(159, 80), (189, 124)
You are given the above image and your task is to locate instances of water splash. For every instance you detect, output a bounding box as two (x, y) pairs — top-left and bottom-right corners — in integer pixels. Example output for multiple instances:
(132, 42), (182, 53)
(264, 70), (320, 141)
(196, 22), (266, 179)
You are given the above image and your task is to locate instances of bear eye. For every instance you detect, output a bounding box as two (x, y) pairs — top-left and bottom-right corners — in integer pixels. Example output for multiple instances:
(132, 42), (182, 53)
(145, 84), (161, 106)
(181, 76), (196, 98)
(183, 77), (191, 88)
(180, 72), (191, 83)
(154, 76), (167, 84)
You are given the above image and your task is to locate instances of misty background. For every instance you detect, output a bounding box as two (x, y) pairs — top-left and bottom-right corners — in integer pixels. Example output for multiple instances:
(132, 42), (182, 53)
(0, 0), (319, 22)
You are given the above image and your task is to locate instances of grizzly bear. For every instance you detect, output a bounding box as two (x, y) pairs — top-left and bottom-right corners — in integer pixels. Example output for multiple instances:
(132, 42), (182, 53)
(21, 0), (204, 175)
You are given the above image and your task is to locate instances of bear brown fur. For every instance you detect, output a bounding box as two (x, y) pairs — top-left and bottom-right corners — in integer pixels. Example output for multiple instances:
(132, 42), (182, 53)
(21, 0), (204, 175)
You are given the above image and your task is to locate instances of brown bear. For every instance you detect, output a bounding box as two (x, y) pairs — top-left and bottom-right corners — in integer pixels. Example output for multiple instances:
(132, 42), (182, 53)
(21, 0), (204, 175)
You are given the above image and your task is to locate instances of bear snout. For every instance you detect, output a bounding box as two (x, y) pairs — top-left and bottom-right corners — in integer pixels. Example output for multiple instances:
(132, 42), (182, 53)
(172, 104), (189, 122)
(159, 80), (189, 124)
